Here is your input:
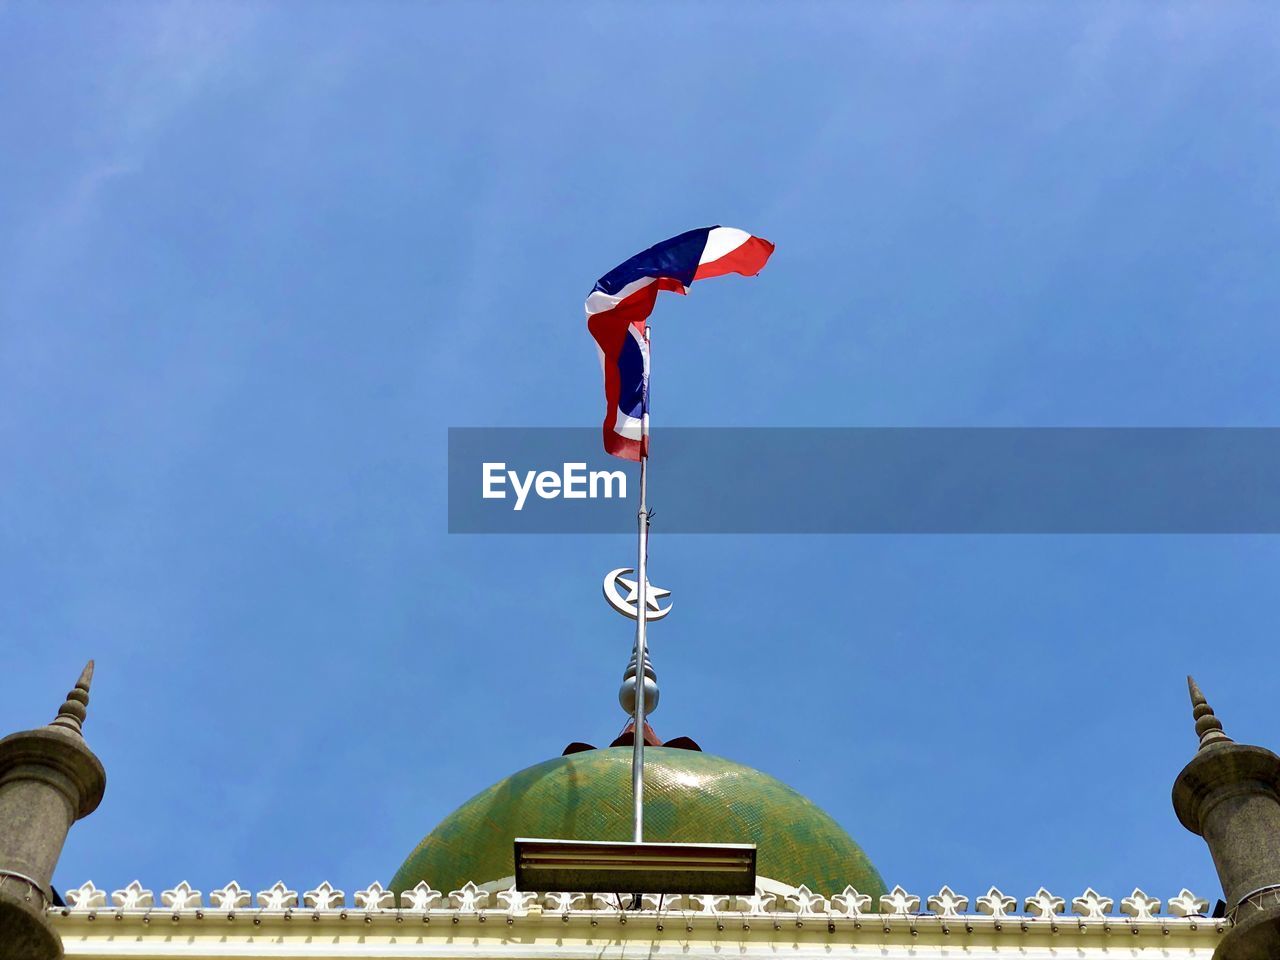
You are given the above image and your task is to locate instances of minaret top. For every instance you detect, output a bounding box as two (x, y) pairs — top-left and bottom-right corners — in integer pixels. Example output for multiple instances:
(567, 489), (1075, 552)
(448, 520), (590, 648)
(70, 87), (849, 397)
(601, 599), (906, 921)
(1173, 676), (1280, 956)
(47, 660), (94, 737)
(1187, 675), (1232, 751)
(0, 659), (107, 958)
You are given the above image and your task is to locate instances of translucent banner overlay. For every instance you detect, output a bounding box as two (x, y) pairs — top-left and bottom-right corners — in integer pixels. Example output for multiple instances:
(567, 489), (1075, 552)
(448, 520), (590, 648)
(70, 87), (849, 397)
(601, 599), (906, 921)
(448, 428), (1280, 533)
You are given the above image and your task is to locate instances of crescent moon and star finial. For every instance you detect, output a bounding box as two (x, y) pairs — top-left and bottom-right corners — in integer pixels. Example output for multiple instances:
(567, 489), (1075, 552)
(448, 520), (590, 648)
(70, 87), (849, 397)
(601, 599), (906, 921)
(602, 567), (672, 621)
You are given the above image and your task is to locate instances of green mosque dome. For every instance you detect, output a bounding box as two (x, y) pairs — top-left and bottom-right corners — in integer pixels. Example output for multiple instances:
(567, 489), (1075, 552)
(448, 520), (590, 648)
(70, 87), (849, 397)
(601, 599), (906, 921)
(391, 747), (885, 897)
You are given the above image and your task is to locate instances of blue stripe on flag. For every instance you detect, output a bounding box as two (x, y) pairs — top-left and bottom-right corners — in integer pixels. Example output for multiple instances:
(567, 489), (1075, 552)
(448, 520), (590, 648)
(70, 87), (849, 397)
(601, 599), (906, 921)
(618, 328), (647, 418)
(593, 226), (715, 296)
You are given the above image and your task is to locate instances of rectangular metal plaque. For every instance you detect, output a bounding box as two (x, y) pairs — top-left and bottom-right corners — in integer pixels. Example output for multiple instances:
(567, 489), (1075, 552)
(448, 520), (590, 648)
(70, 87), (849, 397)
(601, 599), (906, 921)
(513, 838), (757, 895)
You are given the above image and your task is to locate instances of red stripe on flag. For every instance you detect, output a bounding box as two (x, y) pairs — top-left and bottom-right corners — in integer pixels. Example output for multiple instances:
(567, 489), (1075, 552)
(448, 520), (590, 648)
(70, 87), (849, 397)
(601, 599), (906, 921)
(604, 432), (644, 461)
(692, 235), (775, 281)
(588, 283), (656, 463)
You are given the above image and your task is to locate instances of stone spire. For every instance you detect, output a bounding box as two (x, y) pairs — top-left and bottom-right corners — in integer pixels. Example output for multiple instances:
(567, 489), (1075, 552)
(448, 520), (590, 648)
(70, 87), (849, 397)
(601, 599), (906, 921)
(1187, 675), (1232, 750)
(1173, 676), (1280, 960)
(0, 661), (107, 960)
(48, 661), (93, 737)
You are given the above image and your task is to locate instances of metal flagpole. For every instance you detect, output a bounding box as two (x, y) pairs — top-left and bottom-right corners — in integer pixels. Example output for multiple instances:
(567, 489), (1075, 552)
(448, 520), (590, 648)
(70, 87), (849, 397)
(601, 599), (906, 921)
(630, 326), (650, 844)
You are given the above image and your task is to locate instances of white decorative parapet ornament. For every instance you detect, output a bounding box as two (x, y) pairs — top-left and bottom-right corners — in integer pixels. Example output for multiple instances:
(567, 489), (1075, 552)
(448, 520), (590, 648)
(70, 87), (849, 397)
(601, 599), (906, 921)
(355, 882), (395, 911)
(161, 881), (202, 910)
(1120, 888), (1161, 920)
(448, 881), (489, 911)
(256, 881), (298, 910)
(785, 885), (828, 915)
(1024, 887), (1065, 917)
(542, 891), (586, 912)
(927, 885), (967, 918)
(1071, 887), (1113, 919)
(879, 886), (920, 915)
(497, 886), (538, 915)
(304, 882), (345, 910)
(581, 892), (663, 911)
(1168, 888), (1210, 918)
(735, 888), (777, 913)
(976, 886), (1016, 918)
(209, 882), (251, 911)
(831, 887), (871, 917)
(65, 881), (107, 910)
(400, 881), (442, 912)
(111, 881), (154, 909)
(689, 894), (731, 915)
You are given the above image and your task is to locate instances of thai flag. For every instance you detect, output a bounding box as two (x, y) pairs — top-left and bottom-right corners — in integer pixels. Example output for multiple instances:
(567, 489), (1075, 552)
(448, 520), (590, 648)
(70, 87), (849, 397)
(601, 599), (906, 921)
(586, 226), (775, 460)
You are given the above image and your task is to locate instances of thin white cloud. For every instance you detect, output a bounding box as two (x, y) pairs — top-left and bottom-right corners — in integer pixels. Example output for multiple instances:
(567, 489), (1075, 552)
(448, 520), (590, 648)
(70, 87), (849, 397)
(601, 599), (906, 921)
(6, 3), (260, 305)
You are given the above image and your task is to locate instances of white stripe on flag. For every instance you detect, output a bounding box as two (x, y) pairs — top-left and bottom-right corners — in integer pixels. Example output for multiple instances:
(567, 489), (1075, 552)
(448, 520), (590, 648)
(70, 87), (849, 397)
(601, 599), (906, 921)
(698, 227), (751, 265)
(585, 276), (656, 317)
(613, 409), (646, 440)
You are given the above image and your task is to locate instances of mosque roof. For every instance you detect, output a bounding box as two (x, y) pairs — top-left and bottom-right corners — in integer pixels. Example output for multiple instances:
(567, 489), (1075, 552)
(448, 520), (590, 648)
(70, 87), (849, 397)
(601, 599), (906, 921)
(390, 746), (885, 897)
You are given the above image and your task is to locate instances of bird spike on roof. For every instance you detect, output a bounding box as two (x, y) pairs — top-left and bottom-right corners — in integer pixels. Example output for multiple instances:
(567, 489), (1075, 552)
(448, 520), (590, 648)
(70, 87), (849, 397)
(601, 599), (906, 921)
(48, 659), (94, 736)
(1187, 675), (1232, 751)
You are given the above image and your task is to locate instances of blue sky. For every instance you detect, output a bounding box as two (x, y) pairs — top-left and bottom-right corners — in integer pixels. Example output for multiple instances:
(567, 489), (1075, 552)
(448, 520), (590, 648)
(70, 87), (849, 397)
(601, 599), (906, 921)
(3, 1), (1280, 907)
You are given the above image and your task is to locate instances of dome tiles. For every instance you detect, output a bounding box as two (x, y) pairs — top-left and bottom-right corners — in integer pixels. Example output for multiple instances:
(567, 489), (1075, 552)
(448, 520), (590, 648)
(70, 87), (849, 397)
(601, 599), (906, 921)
(391, 747), (884, 897)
